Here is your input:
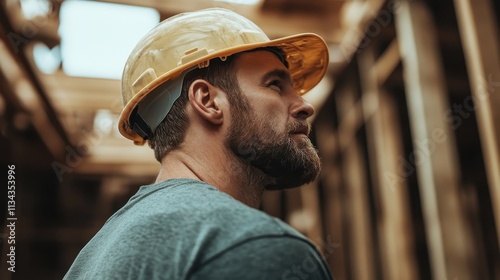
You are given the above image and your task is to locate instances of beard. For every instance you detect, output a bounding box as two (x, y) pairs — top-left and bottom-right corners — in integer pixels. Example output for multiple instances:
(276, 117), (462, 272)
(226, 107), (321, 190)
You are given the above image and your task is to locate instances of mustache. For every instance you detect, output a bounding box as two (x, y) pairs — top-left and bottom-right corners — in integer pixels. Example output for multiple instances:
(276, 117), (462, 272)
(287, 120), (311, 136)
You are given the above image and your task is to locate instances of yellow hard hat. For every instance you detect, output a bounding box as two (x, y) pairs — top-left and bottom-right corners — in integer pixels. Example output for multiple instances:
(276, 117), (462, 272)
(119, 8), (329, 145)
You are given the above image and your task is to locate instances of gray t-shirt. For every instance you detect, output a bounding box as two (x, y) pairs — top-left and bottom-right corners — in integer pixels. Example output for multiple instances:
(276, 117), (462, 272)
(64, 179), (333, 280)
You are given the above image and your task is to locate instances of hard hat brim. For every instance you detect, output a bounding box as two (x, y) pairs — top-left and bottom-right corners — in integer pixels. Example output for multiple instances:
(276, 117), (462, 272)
(119, 33), (329, 145)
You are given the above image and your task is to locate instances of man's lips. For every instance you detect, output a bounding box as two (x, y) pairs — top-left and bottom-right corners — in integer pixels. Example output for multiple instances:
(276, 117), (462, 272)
(290, 123), (310, 136)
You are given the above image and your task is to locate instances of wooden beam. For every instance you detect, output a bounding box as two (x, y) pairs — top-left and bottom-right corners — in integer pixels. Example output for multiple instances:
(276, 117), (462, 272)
(41, 71), (122, 113)
(0, 40), (66, 159)
(358, 44), (418, 280)
(338, 0), (393, 64)
(335, 76), (376, 280)
(336, 85), (366, 155)
(341, 130), (375, 280)
(299, 181), (324, 252)
(454, 0), (500, 250)
(394, 1), (475, 279)
(0, 7), (71, 158)
(314, 116), (347, 280)
(4, 2), (60, 48)
(373, 39), (400, 86)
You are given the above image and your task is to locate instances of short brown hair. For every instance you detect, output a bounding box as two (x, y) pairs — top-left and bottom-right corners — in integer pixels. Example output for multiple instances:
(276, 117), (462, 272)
(147, 56), (247, 162)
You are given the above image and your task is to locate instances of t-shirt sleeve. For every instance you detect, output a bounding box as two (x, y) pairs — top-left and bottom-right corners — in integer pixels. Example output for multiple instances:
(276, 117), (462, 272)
(189, 235), (333, 280)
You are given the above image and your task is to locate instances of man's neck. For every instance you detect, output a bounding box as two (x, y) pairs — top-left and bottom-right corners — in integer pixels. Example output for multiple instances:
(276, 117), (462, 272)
(155, 146), (270, 208)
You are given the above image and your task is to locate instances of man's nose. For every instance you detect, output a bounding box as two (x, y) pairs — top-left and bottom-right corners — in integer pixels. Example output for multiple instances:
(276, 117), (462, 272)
(289, 95), (315, 120)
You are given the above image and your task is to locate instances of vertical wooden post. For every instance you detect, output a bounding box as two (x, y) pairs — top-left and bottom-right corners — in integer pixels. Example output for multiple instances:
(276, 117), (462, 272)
(299, 182), (324, 252)
(314, 117), (347, 279)
(454, 0), (500, 250)
(396, 0), (475, 279)
(394, 1), (475, 279)
(358, 42), (418, 280)
(335, 77), (376, 280)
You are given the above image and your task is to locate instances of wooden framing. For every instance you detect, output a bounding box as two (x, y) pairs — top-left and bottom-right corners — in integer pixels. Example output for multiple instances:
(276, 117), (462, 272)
(335, 74), (376, 280)
(358, 42), (418, 280)
(314, 116), (347, 280)
(0, 6), (70, 159)
(454, 0), (500, 251)
(394, 0), (475, 279)
(299, 181), (325, 253)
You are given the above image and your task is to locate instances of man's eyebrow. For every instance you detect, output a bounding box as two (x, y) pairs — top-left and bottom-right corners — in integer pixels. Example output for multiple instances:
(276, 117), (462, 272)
(261, 69), (293, 84)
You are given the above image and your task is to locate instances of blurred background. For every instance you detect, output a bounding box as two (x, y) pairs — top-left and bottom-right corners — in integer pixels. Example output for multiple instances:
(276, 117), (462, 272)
(0, 0), (499, 279)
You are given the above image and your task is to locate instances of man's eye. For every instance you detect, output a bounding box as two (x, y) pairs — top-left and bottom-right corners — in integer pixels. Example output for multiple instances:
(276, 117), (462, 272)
(267, 80), (283, 92)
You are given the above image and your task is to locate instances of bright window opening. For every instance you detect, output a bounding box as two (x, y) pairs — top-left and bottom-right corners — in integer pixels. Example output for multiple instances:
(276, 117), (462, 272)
(59, 0), (160, 79)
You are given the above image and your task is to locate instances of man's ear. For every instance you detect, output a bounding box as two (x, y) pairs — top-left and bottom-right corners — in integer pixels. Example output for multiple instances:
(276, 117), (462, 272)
(188, 79), (224, 125)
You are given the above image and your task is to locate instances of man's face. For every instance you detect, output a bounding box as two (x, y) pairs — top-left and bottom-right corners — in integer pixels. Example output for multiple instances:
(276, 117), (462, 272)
(225, 50), (321, 190)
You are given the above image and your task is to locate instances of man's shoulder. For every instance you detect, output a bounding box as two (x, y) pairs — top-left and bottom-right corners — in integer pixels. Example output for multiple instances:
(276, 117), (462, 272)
(128, 179), (309, 254)
(132, 178), (304, 239)
(65, 179), (327, 279)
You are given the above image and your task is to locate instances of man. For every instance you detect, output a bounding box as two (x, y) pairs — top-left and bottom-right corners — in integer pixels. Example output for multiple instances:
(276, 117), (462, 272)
(64, 8), (332, 280)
